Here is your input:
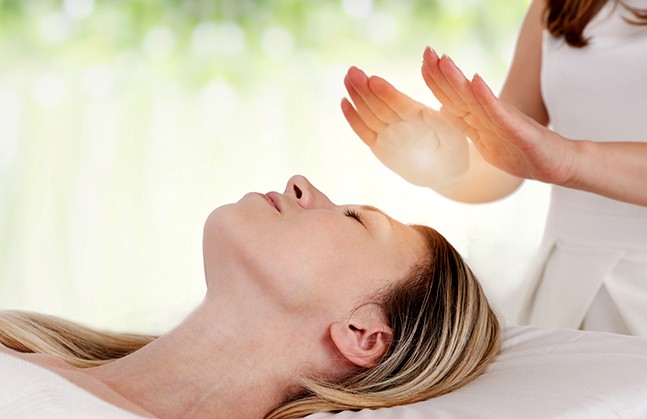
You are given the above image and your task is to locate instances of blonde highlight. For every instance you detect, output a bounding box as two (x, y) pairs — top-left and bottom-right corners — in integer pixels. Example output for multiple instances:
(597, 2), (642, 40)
(0, 310), (156, 367)
(267, 225), (501, 418)
(1, 227), (500, 418)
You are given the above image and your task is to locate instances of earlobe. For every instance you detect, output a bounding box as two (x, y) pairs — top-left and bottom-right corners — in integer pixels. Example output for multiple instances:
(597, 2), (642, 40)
(329, 307), (393, 368)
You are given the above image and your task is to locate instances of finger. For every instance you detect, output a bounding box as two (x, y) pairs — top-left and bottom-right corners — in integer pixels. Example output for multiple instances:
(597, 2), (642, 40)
(435, 54), (471, 113)
(463, 119), (507, 158)
(472, 74), (544, 155)
(447, 113), (484, 147)
(465, 127), (485, 150)
(341, 98), (377, 146)
(344, 71), (387, 132)
(346, 67), (402, 124)
(440, 105), (492, 149)
(421, 47), (454, 105)
(464, 113), (483, 129)
(461, 111), (496, 146)
(436, 106), (471, 137)
(438, 56), (492, 124)
(367, 75), (424, 120)
(421, 47), (467, 116)
(471, 74), (509, 127)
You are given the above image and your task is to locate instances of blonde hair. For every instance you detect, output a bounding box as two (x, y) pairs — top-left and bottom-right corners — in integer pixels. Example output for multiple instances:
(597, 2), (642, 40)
(0, 225), (500, 418)
(268, 225), (501, 418)
(0, 310), (156, 367)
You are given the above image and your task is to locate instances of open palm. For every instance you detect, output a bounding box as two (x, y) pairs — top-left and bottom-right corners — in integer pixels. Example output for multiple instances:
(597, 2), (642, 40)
(421, 47), (575, 184)
(341, 66), (470, 188)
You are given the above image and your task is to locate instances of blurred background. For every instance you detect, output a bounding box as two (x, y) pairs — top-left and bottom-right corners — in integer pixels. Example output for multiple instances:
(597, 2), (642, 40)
(0, 0), (546, 333)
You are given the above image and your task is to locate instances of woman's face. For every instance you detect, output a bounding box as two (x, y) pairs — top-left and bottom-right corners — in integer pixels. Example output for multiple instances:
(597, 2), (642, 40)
(203, 175), (427, 318)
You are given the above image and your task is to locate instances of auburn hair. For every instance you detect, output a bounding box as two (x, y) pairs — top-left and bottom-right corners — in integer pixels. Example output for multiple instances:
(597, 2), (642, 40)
(544, 0), (647, 47)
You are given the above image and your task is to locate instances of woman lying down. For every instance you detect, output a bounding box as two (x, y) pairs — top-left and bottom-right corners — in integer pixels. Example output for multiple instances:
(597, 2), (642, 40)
(0, 175), (500, 418)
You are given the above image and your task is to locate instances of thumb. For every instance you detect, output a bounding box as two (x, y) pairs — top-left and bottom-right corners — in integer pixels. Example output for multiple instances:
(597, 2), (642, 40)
(433, 106), (470, 137)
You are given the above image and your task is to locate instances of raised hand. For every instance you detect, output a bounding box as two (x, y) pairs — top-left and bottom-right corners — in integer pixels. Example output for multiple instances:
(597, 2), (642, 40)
(421, 47), (576, 185)
(341, 66), (470, 189)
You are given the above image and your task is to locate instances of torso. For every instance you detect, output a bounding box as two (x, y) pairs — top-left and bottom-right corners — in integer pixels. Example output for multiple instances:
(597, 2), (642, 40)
(520, 0), (647, 334)
(539, 0), (647, 242)
(541, 0), (647, 142)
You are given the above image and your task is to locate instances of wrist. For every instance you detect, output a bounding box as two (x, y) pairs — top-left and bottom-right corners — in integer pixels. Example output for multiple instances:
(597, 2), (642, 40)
(559, 139), (593, 190)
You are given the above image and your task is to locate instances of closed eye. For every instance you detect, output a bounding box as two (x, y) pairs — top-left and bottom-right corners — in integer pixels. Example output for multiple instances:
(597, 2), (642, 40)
(343, 208), (363, 224)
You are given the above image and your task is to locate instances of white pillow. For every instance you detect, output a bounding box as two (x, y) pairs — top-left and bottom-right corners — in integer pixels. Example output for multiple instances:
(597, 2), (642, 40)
(308, 325), (647, 419)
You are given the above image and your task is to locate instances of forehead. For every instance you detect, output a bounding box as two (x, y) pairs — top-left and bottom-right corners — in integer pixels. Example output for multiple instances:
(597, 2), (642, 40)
(360, 205), (427, 257)
(361, 205), (419, 234)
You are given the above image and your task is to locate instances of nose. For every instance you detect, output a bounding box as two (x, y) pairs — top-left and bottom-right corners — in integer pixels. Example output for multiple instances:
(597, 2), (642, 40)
(285, 175), (335, 209)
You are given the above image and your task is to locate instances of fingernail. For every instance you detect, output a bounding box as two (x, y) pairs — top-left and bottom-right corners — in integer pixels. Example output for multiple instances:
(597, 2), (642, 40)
(443, 54), (459, 69)
(424, 50), (437, 68)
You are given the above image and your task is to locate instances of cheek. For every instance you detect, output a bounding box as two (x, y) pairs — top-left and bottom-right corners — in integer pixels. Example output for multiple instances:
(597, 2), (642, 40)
(203, 208), (397, 313)
(288, 242), (393, 309)
(260, 228), (373, 311)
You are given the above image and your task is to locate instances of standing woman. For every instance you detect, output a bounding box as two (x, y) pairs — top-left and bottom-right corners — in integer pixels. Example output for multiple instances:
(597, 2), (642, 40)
(341, 0), (647, 334)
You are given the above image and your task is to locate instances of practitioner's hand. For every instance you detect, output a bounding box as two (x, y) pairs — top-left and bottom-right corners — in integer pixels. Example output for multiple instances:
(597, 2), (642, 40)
(421, 47), (576, 184)
(341, 66), (469, 188)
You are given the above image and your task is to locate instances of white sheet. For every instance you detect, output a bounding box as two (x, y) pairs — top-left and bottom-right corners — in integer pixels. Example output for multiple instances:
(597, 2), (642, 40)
(308, 325), (647, 419)
(0, 350), (143, 418)
(3, 325), (646, 418)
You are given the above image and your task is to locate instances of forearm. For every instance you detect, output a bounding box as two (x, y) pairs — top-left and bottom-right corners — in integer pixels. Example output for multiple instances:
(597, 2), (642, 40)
(435, 144), (523, 204)
(566, 141), (647, 206)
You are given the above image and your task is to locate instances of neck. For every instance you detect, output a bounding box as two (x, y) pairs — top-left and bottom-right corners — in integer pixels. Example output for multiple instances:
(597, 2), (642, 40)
(88, 298), (313, 419)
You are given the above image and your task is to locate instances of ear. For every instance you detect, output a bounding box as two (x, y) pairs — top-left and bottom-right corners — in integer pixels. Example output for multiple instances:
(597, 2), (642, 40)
(329, 305), (393, 368)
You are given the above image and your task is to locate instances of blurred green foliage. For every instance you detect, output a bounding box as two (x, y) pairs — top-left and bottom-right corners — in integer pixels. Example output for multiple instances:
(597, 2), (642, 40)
(0, 0), (529, 88)
(0, 0), (534, 328)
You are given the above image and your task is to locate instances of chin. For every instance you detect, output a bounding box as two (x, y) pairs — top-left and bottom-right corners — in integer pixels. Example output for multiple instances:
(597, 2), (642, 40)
(203, 203), (239, 235)
(202, 204), (238, 260)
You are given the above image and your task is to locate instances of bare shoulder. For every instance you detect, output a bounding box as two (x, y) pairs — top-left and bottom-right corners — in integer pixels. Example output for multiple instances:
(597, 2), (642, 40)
(0, 344), (71, 369)
(0, 345), (153, 417)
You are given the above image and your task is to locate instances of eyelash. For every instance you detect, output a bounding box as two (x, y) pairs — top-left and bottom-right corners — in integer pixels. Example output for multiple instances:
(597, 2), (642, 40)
(343, 208), (362, 224)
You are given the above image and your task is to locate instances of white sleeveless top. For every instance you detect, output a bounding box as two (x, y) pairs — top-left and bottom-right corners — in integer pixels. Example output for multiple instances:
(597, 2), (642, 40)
(519, 0), (647, 335)
(0, 351), (144, 418)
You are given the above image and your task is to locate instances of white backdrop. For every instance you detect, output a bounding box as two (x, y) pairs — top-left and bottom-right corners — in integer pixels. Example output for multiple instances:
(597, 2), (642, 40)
(0, 0), (543, 333)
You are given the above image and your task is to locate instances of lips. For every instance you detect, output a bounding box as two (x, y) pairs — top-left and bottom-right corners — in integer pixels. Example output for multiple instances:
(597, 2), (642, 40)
(264, 192), (281, 212)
